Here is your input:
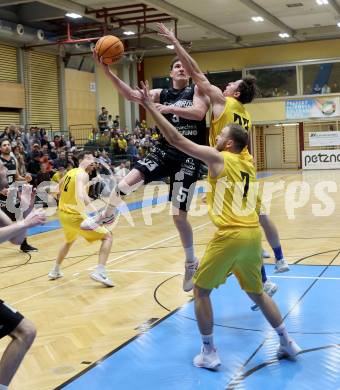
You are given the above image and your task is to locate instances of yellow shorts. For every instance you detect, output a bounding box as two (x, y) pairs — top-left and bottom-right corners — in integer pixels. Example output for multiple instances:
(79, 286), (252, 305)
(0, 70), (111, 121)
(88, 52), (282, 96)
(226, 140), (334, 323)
(59, 211), (109, 243)
(193, 227), (263, 293)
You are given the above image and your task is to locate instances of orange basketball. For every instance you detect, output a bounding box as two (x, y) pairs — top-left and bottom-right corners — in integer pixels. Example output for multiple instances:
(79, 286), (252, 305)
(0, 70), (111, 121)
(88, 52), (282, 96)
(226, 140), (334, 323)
(95, 35), (124, 65)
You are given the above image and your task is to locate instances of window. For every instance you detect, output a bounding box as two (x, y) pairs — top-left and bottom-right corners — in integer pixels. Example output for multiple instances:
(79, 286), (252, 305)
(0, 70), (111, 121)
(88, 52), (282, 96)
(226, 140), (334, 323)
(247, 66), (297, 98)
(302, 62), (340, 95)
(205, 70), (242, 91)
(152, 77), (171, 89)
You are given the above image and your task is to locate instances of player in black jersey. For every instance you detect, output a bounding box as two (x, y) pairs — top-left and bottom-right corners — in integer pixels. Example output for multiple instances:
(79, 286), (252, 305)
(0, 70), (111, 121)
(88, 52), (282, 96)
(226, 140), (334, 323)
(81, 53), (210, 292)
(0, 138), (38, 252)
(0, 163), (45, 388)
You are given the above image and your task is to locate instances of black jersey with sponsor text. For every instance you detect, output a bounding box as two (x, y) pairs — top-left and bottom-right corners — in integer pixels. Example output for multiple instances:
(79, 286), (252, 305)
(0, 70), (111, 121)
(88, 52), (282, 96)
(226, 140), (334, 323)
(158, 84), (207, 154)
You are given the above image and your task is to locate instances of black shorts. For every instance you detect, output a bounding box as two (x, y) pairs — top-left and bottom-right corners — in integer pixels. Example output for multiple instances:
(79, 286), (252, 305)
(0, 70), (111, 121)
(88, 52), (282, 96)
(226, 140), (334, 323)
(134, 146), (201, 212)
(0, 300), (24, 338)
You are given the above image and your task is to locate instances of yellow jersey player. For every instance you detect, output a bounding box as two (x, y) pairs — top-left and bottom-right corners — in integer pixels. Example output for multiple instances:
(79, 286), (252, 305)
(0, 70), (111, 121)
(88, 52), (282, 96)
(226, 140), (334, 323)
(158, 23), (290, 308)
(137, 80), (301, 369)
(48, 151), (114, 287)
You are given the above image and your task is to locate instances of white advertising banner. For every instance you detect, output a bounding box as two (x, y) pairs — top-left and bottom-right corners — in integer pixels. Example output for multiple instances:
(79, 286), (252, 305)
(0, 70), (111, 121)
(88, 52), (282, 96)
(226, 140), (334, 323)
(309, 131), (340, 147)
(302, 149), (340, 170)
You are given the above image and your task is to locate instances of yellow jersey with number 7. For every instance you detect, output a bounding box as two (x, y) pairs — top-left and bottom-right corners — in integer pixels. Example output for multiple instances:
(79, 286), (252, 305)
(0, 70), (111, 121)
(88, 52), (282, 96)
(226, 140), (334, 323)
(59, 168), (86, 215)
(209, 97), (252, 147)
(207, 150), (259, 229)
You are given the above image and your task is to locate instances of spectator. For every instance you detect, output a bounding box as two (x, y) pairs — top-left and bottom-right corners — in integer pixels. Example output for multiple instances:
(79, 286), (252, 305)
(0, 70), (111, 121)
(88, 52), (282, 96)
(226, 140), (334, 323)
(107, 115), (114, 130)
(88, 127), (99, 144)
(140, 119), (147, 130)
(313, 83), (321, 94)
(117, 134), (127, 154)
(53, 151), (68, 169)
(113, 115), (120, 129)
(98, 107), (108, 132)
(97, 129), (111, 149)
(53, 135), (61, 149)
(321, 83), (331, 94)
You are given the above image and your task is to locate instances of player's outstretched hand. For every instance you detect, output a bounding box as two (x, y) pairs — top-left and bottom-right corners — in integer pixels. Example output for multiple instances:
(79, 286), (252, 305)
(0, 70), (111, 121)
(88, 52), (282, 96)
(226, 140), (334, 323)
(92, 49), (110, 73)
(23, 208), (46, 228)
(136, 81), (152, 107)
(157, 23), (177, 44)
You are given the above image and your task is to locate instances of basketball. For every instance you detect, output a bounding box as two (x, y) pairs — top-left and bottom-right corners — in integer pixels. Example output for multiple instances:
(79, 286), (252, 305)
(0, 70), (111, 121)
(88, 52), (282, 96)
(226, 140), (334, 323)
(95, 35), (124, 65)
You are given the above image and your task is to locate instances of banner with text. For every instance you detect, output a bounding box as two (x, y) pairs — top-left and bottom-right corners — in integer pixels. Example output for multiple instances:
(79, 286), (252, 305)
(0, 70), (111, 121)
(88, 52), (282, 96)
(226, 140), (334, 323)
(302, 149), (340, 170)
(309, 131), (340, 147)
(286, 98), (340, 119)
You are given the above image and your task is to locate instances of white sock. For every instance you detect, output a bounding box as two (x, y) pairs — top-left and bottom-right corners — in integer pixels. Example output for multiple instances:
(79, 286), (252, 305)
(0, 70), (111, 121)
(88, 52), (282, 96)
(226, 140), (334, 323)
(201, 333), (214, 353)
(0, 384), (8, 389)
(274, 323), (290, 346)
(53, 263), (60, 272)
(96, 264), (106, 273)
(184, 246), (195, 263)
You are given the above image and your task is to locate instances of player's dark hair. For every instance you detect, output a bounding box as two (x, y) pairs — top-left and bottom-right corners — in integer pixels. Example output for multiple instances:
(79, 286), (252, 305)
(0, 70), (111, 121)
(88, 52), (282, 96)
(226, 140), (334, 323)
(170, 56), (180, 70)
(227, 123), (249, 152)
(78, 150), (93, 161)
(237, 75), (259, 104)
(0, 138), (10, 147)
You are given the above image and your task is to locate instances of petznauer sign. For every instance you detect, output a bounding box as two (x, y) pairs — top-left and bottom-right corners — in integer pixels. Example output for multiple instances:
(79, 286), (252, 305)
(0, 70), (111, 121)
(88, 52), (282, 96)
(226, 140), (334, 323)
(302, 150), (340, 170)
(309, 131), (340, 147)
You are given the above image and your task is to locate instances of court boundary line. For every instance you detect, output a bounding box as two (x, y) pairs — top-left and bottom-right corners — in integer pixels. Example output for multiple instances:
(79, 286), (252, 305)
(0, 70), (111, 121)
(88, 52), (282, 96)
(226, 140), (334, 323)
(54, 306), (183, 390)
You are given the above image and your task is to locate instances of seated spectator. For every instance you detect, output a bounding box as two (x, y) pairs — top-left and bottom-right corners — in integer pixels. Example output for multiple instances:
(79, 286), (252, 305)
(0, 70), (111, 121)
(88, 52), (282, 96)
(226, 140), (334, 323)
(53, 135), (61, 149)
(29, 143), (43, 160)
(140, 119), (147, 130)
(0, 126), (10, 140)
(97, 129), (111, 149)
(27, 152), (42, 185)
(111, 134), (119, 154)
(36, 162), (51, 186)
(59, 135), (67, 148)
(53, 151), (68, 169)
(40, 155), (53, 173)
(88, 127), (99, 143)
(117, 134), (127, 154)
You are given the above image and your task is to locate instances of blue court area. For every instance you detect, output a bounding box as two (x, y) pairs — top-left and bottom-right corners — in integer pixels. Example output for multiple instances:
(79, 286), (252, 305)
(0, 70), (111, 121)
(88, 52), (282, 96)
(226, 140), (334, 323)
(59, 264), (340, 390)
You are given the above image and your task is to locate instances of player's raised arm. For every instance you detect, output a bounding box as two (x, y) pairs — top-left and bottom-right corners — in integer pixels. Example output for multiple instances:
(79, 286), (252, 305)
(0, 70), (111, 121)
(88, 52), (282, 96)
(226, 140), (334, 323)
(93, 50), (161, 103)
(138, 82), (223, 176)
(157, 23), (224, 105)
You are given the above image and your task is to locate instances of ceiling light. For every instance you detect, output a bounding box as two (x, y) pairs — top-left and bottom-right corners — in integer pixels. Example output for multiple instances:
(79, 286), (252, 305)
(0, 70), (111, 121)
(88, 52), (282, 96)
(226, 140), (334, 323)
(279, 32), (290, 38)
(123, 31), (135, 36)
(316, 0), (328, 4)
(65, 12), (82, 19)
(166, 44), (174, 49)
(251, 16), (264, 22)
